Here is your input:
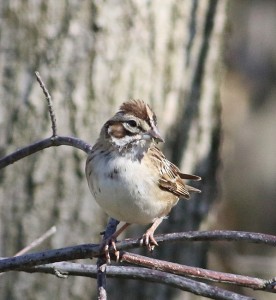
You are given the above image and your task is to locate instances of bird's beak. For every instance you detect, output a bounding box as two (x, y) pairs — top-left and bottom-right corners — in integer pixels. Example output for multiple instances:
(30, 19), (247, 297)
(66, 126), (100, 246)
(143, 126), (164, 143)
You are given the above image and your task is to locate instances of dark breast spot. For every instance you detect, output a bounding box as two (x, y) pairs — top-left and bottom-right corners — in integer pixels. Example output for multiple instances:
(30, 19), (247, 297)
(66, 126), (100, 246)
(108, 167), (120, 179)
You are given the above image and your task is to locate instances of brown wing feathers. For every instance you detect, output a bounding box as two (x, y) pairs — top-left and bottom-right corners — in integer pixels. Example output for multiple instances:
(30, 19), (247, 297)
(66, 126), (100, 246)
(179, 173), (201, 194)
(179, 173), (201, 181)
(150, 146), (201, 199)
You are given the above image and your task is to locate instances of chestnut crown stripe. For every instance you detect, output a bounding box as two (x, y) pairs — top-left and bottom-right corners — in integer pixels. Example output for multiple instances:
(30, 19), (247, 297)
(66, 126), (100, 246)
(119, 99), (157, 126)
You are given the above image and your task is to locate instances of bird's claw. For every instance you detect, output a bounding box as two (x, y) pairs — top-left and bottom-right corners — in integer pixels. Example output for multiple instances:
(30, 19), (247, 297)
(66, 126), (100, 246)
(101, 237), (120, 263)
(140, 232), (158, 252)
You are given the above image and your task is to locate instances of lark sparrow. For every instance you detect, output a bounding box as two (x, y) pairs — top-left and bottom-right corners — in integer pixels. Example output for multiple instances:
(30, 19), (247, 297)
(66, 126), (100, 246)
(86, 100), (201, 253)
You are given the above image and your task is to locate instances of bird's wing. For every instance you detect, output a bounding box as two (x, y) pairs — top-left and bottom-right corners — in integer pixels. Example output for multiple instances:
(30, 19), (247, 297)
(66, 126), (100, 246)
(149, 146), (201, 199)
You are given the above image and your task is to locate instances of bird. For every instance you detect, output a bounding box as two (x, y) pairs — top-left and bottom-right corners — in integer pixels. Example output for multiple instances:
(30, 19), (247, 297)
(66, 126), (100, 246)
(85, 99), (201, 258)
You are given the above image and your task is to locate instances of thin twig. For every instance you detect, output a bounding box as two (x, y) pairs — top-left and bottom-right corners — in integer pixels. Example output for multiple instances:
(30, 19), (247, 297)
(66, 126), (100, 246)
(15, 226), (56, 256)
(20, 262), (254, 300)
(35, 71), (57, 137)
(0, 226), (56, 278)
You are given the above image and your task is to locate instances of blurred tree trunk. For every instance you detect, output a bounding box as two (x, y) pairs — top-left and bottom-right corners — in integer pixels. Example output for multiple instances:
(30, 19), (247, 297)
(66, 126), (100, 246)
(0, 1), (227, 299)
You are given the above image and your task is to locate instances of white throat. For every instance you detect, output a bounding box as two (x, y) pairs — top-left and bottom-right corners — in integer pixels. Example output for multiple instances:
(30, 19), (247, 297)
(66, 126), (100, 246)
(110, 135), (152, 160)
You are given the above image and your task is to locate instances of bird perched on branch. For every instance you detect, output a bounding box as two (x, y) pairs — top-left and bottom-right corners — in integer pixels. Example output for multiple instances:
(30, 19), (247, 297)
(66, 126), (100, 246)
(86, 99), (201, 257)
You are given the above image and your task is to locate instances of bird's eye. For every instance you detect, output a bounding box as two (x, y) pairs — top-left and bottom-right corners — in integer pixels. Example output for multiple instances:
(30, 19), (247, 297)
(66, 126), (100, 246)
(126, 120), (137, 127)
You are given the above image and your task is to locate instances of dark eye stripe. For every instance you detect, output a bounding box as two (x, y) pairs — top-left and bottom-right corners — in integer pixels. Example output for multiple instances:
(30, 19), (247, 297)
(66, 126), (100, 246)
(123, 120), (146, 136)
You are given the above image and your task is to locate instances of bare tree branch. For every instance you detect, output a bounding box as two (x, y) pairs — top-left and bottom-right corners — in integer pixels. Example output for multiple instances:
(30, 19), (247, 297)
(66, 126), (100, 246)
(0, 136), (92, 169)
(19, 262), (254, 300)
(0, 72), (93, 169)
(1, 230), (276, 294)
(112, 230), (276, 252)
(0, 243), (100, 272)
(1, 230), (276, 272)
(136, 230), (276, 247)
(120, 252), (267, 291)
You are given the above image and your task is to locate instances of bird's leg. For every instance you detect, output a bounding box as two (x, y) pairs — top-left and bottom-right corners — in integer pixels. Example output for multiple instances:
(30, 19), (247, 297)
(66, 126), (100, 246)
(140, 217), (164, 251)
(102, 222), (130, 263)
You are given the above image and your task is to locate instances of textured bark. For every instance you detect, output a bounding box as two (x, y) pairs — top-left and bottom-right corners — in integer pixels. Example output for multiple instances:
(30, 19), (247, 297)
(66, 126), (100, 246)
(0, 0), (227, 299)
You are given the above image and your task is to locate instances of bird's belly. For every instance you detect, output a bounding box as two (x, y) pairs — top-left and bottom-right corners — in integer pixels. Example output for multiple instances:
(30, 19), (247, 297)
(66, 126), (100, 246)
(94, 180), (169, 224)
(88, 157), (172, 224)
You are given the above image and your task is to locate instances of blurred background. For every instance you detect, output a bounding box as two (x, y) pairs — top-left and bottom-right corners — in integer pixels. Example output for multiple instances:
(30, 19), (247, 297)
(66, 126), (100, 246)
(220, 0), (276, 235)
(0, 0), (276, 299)
(211, 1), (276, 299)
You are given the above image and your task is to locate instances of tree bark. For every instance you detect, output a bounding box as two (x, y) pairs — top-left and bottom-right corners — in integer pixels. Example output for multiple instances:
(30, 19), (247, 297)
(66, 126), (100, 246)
(0, 0), (227, 299)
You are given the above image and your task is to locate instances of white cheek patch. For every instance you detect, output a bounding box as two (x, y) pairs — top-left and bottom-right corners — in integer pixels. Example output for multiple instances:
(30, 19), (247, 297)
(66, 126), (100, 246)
(107, 126), (114, 137)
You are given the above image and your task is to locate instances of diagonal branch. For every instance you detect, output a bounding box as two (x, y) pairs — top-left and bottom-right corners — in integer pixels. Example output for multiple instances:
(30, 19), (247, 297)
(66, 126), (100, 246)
(0, 226), (56, 278)
(14, 226), (56, 256)
(120, 251), (266, 291)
